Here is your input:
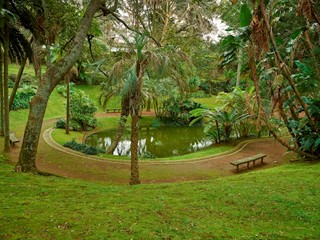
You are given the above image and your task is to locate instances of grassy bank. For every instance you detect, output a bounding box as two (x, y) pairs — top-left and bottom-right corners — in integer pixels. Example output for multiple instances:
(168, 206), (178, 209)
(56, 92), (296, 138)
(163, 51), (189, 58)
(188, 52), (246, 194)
(0, 160), (319, 239)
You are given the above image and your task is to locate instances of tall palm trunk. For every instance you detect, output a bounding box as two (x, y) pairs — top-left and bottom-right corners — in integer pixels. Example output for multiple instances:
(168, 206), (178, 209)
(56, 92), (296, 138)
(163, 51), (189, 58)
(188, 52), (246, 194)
(3, 20), (10, 152)
(130, 113), (140, 185)
(106, 96), (130, 154)
(0, 49), (3, 136)
(15, 0), (104, 172)
(129, 61), (143, 185)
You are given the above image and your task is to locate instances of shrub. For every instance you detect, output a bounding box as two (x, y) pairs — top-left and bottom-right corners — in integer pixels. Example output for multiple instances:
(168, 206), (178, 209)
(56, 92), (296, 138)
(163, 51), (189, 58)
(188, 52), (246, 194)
(55, 119), (87, 132)
(63, 139), (105, 155)
(56, 89), (97, 132)
(70, 91), (97, 131)
(57, 83), (75, 97)
(159, 98), (204, 126)
(11, 85), (37, 110)
(56, 118), (66, 129)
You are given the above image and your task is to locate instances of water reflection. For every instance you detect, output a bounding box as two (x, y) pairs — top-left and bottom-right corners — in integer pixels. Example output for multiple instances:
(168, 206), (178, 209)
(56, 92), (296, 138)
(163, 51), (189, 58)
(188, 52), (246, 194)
(85, 126), (212, 158)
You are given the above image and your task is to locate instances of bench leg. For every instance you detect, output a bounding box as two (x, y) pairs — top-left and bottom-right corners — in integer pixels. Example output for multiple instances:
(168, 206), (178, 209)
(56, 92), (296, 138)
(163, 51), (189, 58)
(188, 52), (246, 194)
(253, 160), (256, 166)
(261, 157), (264, 164)
(247, 162), (250, 169)
(237, 165), (239, 171)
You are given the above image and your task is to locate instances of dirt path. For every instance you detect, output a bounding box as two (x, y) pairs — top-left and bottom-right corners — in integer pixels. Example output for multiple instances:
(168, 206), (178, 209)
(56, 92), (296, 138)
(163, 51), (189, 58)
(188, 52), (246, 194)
(9, 113), (290, 184)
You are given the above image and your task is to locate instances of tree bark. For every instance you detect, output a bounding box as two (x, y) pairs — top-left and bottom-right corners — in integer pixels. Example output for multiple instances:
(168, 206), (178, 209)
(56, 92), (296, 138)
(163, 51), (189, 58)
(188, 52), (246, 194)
(15, 0), (106, 172)
(129, 114), (140, 185)
(236, 47), (243, 88)
(9, 55), (27, 111)
(106, 96), (130, 154)
(32, 38), (43, 81)
(0, 48), (3, 136)
(66, 78), (70, 134)
(3, 20), (10, 152)
(129, 61), (143, 185)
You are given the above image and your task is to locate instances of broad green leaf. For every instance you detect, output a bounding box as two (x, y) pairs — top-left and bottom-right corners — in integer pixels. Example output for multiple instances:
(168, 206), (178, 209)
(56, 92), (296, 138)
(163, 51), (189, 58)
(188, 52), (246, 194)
(240, 4), (252, 27)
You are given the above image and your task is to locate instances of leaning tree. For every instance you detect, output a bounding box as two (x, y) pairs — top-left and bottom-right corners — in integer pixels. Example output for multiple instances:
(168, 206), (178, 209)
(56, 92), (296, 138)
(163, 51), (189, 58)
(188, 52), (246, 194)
(15, 0), (119, 173)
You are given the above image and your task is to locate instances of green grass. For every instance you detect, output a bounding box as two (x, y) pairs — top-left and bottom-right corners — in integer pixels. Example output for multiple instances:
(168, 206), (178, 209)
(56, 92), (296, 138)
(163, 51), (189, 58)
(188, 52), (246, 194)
(74, 85), (121, 112)
(194, 96), (222, 109)
(3, 65), (320, 239)
(8, 64), (41, 76)
(0, 161), (319, 239)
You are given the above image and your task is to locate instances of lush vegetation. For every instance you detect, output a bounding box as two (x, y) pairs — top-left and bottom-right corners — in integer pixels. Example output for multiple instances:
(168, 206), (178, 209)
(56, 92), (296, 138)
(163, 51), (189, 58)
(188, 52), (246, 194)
(63, 139), (105, 155)
(1, 0), (320, 238)
(56, 87), (98, 131)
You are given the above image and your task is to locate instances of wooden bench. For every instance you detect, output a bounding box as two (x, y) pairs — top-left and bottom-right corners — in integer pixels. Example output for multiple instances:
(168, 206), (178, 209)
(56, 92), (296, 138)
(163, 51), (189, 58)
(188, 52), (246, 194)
(230, 153), (266, 171)
(106, 108), (121, 113)
(9, 132), (20, 146)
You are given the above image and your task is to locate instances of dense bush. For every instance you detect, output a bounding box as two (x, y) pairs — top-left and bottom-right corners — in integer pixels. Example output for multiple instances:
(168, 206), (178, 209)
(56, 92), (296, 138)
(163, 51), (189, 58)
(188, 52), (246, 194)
(57, 83), (75, 97)
(63, 139), (105, 155)
(55, 89), (97, 131)
(11, 85), (37, 110)
(159, 98), (204, 126)
(70, 91), (97, 131)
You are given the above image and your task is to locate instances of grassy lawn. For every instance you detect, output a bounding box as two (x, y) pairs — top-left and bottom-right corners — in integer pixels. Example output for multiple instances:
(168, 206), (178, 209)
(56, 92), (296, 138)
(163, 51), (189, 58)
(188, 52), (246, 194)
(2, 64), (320, 239)
(0, 159), (319, 239)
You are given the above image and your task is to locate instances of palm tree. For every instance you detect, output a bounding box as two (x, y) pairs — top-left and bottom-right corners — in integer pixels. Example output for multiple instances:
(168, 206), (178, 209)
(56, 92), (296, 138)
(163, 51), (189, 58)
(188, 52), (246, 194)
(0, 0), (33, 151)
(99, 32), (190, 184)
(190, 108), (250, 142)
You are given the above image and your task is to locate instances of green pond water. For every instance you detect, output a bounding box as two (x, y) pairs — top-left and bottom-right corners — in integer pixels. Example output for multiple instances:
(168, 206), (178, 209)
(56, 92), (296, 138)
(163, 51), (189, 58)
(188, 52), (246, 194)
(85, 126), (213, 158)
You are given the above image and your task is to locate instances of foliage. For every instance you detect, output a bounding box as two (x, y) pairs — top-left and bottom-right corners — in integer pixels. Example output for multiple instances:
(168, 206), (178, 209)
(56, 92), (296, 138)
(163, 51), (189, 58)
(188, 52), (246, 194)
(55, 88), (97, 131)
(11, 85), (37, 110)
(63, 139), (105, 155)
(159, 98), (204, 126)
(288, 97), (320, 156)
(70, 91), (97, 131)
(57, 83), (76, 98)
(190, 108), (250, 142)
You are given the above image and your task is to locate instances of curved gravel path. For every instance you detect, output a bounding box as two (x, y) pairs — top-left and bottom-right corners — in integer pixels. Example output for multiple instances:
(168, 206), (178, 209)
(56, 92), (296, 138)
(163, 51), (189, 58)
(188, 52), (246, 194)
(41, 129), (289, 184)
(10, 115), (290, 184)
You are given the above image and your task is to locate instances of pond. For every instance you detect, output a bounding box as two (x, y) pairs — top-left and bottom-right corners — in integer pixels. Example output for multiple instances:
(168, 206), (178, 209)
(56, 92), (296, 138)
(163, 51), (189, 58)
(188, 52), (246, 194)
(84, 126), (213, 158)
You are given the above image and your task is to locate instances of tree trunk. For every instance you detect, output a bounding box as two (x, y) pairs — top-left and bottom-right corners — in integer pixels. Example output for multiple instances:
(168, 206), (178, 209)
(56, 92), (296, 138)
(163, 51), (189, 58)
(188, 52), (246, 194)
(146, 98), (151, 112)
(66, 78), (70, 134)
(3, 21), (10, 152)
(129, 61), (143, 185)
(9, 55), (27, 111)
(0, 49), (3, 136)
(32, 38), (42, 81)
(15, 0), (105, 172)
(129, 114), (140, 185)
(106, 96), (130, 154)
(236, 47), (242, 88)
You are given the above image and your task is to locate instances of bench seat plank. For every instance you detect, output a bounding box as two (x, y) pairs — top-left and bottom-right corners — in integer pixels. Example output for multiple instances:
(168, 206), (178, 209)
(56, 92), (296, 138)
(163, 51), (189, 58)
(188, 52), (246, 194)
(9, 133), (20, 146)
(106, 108), (121, 113)
(230, 153), (266, 171)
